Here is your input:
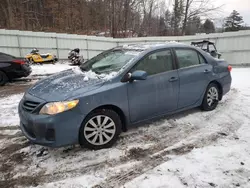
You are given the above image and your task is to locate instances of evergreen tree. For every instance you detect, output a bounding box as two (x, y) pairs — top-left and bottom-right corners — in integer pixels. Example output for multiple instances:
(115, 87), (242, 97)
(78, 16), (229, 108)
(186, 16), (202, 35)
(225, 10), (244, 31)
(203, 19), (215, 34)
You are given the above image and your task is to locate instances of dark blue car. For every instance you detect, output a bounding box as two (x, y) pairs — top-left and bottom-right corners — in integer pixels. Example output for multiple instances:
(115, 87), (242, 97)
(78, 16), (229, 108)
(18, 43), (232, 149)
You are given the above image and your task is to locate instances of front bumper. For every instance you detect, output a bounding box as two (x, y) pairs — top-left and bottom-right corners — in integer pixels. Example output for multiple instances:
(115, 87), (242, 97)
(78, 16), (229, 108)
(18, 94), (85, 147)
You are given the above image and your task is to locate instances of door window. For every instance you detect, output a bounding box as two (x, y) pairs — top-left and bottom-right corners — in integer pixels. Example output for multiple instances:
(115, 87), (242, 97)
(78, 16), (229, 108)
(132, 49), (173, 75)
(175, 49), (200, 68)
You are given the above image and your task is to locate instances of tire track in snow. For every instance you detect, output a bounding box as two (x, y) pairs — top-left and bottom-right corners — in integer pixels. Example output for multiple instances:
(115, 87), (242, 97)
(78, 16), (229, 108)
(0, 88), (242, 188)
(94, 89), (244, 187)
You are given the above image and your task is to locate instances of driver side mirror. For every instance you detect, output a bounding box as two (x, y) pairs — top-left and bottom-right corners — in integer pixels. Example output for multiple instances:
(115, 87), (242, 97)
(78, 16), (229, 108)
(122, 70), (148, 82)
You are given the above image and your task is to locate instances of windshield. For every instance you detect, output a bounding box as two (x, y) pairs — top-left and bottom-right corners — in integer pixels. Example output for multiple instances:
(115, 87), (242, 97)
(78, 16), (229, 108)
(80, 49), (142, 74)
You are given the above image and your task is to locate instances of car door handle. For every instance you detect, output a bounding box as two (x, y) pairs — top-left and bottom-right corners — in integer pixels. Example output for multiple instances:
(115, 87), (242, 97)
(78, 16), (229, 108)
(204, 69), (211, 74)
(169, 77), (178, 82)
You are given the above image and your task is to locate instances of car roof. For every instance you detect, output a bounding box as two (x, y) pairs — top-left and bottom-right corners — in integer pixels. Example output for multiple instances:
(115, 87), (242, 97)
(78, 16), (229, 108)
(119, 42), (191, 52)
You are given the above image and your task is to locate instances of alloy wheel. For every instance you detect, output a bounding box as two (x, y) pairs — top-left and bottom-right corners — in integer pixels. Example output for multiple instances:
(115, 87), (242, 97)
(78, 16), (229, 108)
(83, 115), (116, 146)
(207, 86), (219, 106)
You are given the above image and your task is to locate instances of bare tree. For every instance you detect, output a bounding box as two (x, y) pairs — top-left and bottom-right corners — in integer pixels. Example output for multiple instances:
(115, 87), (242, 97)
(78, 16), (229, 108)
(0, 0), (224, 37)
(172, 0), (184, 35)
(182, 0), (223, 35)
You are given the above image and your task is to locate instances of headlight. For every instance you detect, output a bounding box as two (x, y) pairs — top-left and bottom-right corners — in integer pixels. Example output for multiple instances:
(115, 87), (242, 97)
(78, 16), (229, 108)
(39, 100), (79, 115)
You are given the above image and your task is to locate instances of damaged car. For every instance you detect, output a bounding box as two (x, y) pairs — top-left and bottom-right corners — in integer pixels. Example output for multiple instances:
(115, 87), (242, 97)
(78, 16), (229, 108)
(191, 40), (222, 59)
(18, 42), (232, 149)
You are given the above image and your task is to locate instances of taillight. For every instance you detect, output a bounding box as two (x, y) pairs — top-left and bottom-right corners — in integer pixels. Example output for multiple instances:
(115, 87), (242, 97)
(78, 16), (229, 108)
(228, 65), (232, 72)
(13, 60), (25, 65)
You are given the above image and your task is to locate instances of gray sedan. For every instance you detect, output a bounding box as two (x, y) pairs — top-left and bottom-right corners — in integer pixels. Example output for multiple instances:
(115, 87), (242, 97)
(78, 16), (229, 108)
(18, 42), (232, 149)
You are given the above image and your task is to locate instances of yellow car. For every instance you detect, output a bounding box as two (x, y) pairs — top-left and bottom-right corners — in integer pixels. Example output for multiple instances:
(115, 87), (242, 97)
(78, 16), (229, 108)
(25, 49), (58, 64)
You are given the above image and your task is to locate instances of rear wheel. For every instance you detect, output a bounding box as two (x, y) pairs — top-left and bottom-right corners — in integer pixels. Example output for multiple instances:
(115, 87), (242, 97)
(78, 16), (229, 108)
(79, 109), (122, 150)
(0, 71), (8, 86)
(201, 83), (219, 111)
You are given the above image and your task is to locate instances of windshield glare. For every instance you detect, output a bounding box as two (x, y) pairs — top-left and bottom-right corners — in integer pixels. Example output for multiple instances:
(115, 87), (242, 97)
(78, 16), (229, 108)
(80, 49), (141, 74)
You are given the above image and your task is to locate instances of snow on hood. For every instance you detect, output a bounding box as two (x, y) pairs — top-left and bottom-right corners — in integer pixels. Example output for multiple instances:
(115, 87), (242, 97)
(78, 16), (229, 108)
(71, 67), (118, 81)
(28, 67), (118, 101)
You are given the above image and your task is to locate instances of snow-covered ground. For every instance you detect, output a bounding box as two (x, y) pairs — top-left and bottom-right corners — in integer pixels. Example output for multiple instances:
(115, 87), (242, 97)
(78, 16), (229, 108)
(30, 63), (72, 76)
(0, 94), (23, 127)
(0, 67), (250, 188)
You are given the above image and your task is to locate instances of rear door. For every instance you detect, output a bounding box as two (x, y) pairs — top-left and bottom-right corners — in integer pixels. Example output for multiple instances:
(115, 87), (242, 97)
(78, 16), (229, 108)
(127, 49), (179, 123)
(174, 48), (212, 109)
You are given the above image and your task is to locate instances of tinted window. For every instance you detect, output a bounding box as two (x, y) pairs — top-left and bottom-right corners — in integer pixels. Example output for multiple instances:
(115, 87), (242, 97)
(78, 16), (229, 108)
(0, 53), (14, 61)
(175, 49), (200, 68)
(132, 50), (173, 75)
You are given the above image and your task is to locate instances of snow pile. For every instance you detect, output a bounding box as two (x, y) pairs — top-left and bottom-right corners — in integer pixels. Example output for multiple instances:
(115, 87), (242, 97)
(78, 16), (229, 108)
(0, 94), (23, 127)
(71, 66), (84, 75)
(30, 62), (125, 81)
(72, 66), (118, 81)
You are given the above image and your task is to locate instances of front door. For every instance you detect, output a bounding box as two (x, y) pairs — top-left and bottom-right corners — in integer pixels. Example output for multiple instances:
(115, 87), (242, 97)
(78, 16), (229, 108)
(126, 49), (179, 123)
(174, 48), (212, 109)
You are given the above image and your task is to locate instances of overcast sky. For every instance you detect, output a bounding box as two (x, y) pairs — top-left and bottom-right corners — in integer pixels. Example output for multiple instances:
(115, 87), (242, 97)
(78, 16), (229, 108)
(166, 0), (250, 26)
(214, 0), (250, 25)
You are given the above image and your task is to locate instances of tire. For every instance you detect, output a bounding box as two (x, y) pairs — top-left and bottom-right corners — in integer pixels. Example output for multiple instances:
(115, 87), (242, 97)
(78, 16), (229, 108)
(201, 83), (219, 111)
(0, 71), (8, 86)
(79, 109), (122, 150)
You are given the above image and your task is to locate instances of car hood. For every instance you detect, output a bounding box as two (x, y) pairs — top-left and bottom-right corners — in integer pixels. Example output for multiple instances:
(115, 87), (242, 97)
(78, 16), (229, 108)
(28, 69), (106, 101)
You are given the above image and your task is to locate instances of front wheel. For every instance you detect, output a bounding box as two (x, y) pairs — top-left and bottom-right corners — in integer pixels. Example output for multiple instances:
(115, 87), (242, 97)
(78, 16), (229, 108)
(201, 83), (219, 111)
(79, 109), (122, 150)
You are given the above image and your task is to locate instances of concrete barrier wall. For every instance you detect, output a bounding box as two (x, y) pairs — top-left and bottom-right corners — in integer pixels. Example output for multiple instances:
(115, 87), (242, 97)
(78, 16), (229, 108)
(1, 29), (250, 65)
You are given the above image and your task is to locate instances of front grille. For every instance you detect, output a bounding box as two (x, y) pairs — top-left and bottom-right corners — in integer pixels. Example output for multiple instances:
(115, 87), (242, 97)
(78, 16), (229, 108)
(22, 100), (40, 112)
